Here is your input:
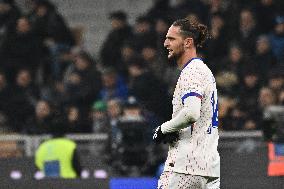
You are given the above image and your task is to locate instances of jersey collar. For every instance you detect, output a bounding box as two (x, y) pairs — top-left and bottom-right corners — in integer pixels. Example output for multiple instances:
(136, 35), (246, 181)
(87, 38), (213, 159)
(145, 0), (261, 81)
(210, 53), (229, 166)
(182, 57), (203, 71)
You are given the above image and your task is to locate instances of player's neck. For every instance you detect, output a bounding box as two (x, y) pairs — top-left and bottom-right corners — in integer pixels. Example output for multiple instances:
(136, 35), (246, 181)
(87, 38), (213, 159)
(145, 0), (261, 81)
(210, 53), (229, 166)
(177, 48), (197, 70)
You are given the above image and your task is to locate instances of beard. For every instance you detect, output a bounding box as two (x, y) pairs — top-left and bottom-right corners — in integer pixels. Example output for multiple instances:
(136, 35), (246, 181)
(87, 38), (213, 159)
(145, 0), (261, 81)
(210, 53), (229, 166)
(167, 47), (184, 65)
(168, 54), (177, 65)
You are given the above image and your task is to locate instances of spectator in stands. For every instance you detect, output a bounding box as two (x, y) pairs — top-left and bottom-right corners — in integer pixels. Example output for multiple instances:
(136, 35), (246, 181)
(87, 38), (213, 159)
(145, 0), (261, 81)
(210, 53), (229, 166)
(258, 87), (277, 114)
(235, 8), (259, 56)
(106, 98), (123, 156)
(269, 15), (284, 62)
(9, 68), (40, 132)
(121, 96), (160, 136)
(170, 0), (208, 22)
(0, 71), (12, 132)
(131, 15), (157, 52)
(99, 67), (128, 101)
(0, 0), (21, 39)
(154, 16), (171, 57)
(14, 68), (40, 103)
(42, 46), (73, 82)
(253, 35), (277, 84)
(35, 116), (82, 178)
(120, 41), (138, 65)
(257, 86), (279, 134)
(222, 103), (246, 130)
(220, 43), (246, 74)
(223, 101), (259, 131)
(146, 0), (172, 22)
(119, 41), (138, 77)
(63, 51), (102, 109)
(218, 96), (237, 130)
(100, 10), (133, 72)
(107, 98), (123, 126)
(28, 0), (75, 80)
(141, 44), (165, 81)
(24, 99), (56, 134)
(89, 100), (111, 163)
(255, 0), (278, 34)
(239, 70), (261, 110)
(127, 56), (171, 122)
(91, 100), (109, 134)
(40, 80), (66, 107)
(205, 12), (228, 74)
(65, 104), (91, 133)
(238, 70), (262, 129)
(112, 96), (152, 176)
(224, 0), (242, 36)
(28, 0), (75, 47)
(216, 43), (244, 98)
(267, 67), (284, 99)
(120, 96), (150, 129)
(207, 0), (227, 16)
(0, 16), (43, 82)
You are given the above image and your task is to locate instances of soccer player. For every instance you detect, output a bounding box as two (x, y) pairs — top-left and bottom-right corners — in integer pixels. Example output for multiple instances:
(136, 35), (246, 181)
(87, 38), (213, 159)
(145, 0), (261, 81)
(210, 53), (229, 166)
(153, 18), (220, 189)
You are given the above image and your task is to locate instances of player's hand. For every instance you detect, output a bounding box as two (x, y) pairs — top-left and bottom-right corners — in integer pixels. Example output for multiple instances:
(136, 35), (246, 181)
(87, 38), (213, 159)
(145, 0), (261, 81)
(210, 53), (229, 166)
(153, 126), (179, 144)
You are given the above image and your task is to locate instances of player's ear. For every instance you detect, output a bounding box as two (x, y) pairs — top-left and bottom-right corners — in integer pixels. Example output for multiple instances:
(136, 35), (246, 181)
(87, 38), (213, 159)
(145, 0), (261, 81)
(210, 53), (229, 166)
(184, 37), (193, 48)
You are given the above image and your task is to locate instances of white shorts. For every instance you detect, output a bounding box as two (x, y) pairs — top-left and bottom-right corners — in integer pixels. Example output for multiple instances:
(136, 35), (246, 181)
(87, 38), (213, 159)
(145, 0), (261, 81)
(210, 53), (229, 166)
(157, 171), (220, 189)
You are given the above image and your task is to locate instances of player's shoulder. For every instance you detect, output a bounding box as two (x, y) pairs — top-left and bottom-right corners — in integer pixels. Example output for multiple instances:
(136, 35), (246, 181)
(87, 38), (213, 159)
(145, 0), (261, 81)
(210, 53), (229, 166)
(181, 58), (209, 76)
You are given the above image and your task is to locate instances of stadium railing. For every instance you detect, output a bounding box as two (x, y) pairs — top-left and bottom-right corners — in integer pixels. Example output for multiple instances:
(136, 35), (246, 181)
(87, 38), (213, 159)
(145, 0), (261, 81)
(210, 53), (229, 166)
(0, 133), (109, 157)
(0, 131), (262, 157)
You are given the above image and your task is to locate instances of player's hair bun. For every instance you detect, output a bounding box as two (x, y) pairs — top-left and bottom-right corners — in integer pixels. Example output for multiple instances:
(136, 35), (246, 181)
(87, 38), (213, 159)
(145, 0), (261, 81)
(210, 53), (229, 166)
(172, 18), (211, 48)
(196, 23), (210, 48)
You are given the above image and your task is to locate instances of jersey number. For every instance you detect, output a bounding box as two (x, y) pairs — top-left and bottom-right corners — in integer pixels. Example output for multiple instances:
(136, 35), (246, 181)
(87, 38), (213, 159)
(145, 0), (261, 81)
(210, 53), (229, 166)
(207, 91), (218, 134)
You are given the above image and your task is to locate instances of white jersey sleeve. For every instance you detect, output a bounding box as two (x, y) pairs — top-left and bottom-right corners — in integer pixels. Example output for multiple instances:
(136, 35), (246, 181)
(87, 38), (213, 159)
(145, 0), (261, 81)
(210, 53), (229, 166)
(163, 58), (220, 177)
(161, 96), (201, 133)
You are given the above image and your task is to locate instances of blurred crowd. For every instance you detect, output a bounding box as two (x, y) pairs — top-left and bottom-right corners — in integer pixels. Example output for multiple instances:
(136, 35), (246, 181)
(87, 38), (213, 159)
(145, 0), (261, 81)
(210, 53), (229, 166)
(0, 0), (284, 176)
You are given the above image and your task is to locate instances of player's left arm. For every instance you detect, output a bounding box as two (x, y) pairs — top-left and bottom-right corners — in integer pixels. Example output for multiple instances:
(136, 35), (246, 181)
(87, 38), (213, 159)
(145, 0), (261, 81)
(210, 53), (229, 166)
(161, 95), (201, 133)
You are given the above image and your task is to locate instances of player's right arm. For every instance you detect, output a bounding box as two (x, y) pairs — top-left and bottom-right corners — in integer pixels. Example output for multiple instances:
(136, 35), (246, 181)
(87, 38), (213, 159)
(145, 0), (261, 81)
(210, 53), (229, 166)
(153, 95), (201, 144)
(161, 63), (204, 134)
(161, 95), (201, 133)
